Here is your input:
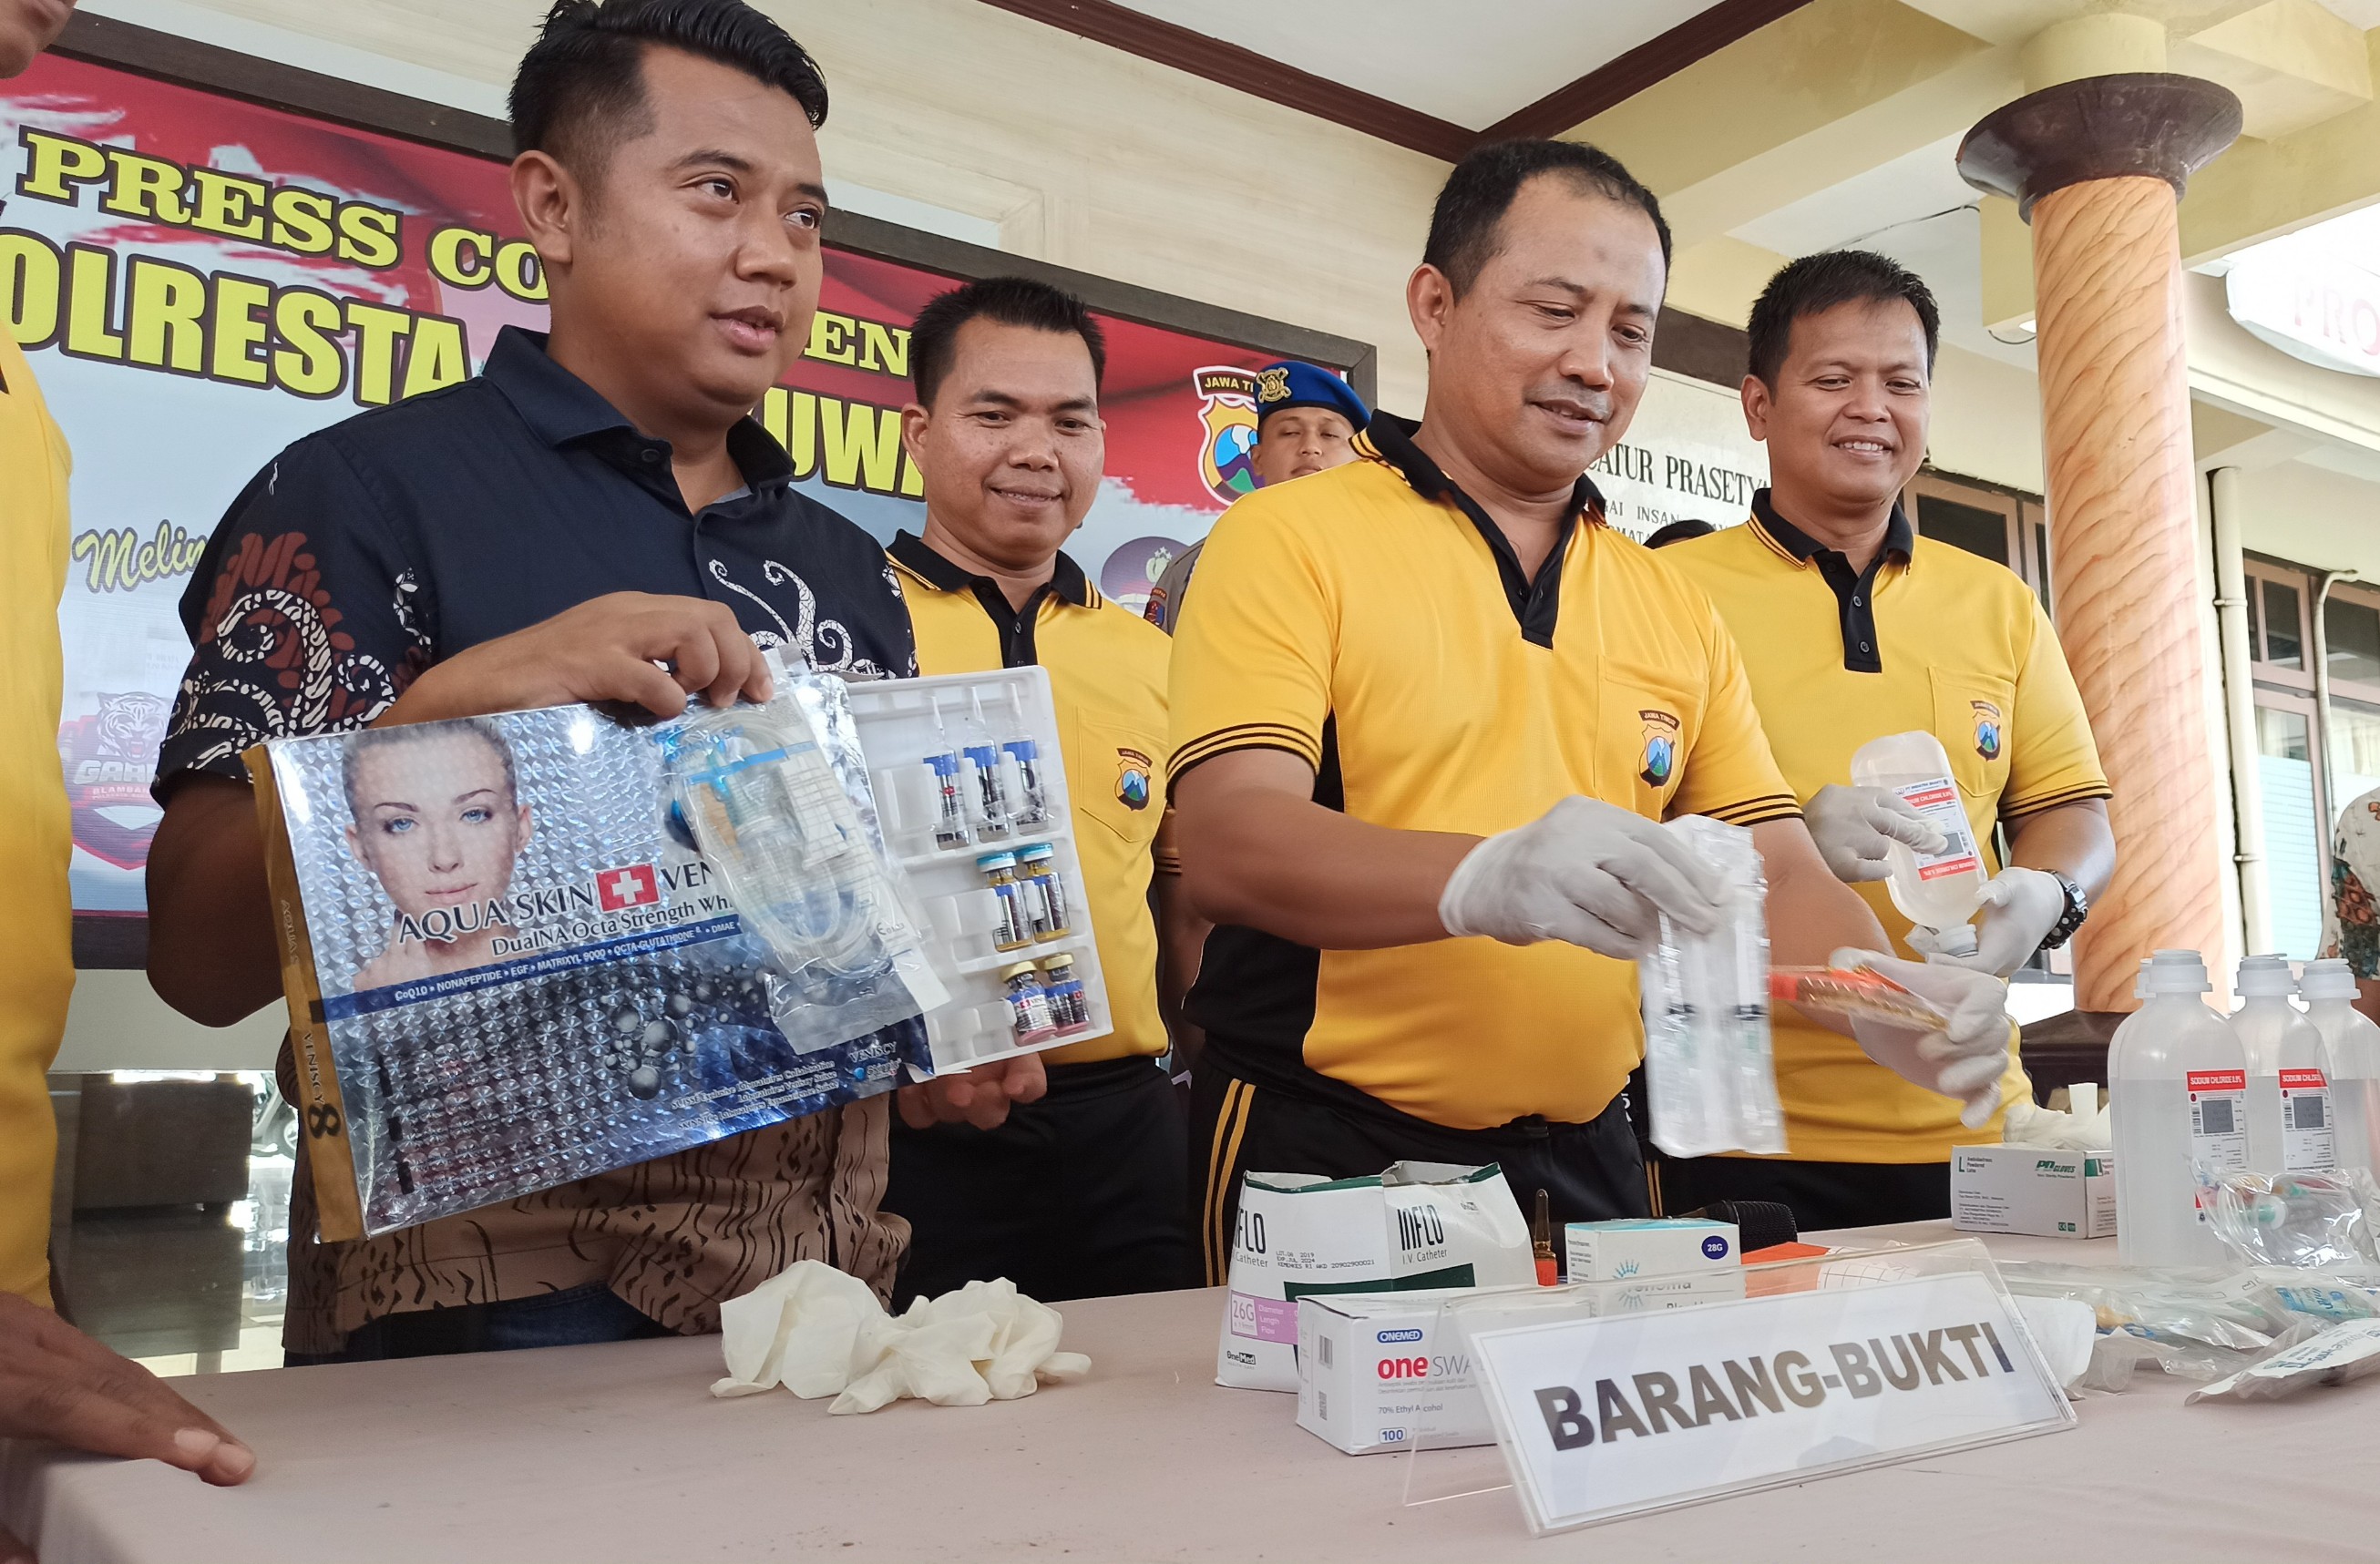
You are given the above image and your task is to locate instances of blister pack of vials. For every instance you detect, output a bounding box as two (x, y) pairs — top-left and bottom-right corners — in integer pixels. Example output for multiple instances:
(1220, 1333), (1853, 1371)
(845, 668), (1114, 1072)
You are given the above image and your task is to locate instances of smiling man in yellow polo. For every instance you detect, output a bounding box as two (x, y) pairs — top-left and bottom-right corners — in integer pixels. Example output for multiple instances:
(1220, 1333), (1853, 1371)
(1169, 143), (2017, 1282)
(1662, 250), (2114, 1230)
(883, 276), (1196, 1304)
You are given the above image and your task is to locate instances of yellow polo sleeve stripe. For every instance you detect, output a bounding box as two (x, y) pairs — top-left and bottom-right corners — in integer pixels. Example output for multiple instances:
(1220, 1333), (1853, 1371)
(1169, 497), (1332, 784)
(1672, 590), (1804, 829)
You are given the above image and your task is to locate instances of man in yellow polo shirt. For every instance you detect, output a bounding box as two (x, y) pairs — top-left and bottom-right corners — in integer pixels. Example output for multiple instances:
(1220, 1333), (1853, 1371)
(0, 5), (261, 1534)
(1172, 140), (2015, 1280)
(882, 276), (1195, 1302)
(1662, 250), (2115, 1229)
(1, 0), (79, 1311)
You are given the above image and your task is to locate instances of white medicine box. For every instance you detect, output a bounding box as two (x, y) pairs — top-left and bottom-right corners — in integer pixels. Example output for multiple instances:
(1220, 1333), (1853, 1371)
(1950, 1145), (2116, 1239)
(1295, 1273), (1749, 1457)
(1564, 1217), (1739, 1282)
(1297, 1292), (1496, 1456)
(848, 668), (1112, 1075)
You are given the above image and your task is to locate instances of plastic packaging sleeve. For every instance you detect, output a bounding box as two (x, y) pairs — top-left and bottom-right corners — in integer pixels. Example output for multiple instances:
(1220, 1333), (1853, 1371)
(1636, 816), (1786, 1158)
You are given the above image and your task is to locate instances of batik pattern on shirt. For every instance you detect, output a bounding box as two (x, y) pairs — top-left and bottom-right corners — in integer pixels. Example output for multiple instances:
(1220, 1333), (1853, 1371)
(157, 327), (920, 1350)
(2327, 787), (2380, 977)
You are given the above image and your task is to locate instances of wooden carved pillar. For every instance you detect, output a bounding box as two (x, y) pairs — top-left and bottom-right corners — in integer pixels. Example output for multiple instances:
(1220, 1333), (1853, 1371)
(1958, 76), (2242, 1014)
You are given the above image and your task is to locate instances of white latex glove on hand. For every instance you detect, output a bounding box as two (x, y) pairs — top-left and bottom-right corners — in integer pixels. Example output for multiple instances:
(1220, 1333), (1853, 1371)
(1804, 784), (1946, 884)
(1440, 796), (1724, 959)
(1831, 947), (2011, 1128)
(1906, 867), (2067, 979)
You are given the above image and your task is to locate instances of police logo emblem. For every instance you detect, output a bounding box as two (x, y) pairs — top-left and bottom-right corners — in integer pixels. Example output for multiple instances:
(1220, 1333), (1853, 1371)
(1256, 366), (1291, 404)
(1193, 366), (1261, 504)
(1116, 747), (1153, 812)
(1639, 710), (1680, 788)
(1971, 699), (2003, 762)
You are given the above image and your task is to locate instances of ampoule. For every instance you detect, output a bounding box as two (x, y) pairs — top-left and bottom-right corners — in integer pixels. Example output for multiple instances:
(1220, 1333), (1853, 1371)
(925, 695), (971, 850)
(1001, 686), (1049, 828)
(962, 688), (1012, 841)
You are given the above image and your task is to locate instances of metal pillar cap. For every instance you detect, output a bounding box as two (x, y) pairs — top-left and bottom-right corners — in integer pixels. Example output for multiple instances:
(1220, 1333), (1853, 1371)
(1956, 72), (2242, 222)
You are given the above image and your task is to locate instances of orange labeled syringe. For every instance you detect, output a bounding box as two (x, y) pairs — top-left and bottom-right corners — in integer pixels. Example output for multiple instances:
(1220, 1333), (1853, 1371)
(1770, 964), (1947, 1030)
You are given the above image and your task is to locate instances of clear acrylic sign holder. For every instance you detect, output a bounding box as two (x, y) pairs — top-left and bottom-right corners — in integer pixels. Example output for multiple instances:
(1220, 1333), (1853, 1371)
(1402, 1238), (2074, 1532)
(847, 668), (1113, 1074)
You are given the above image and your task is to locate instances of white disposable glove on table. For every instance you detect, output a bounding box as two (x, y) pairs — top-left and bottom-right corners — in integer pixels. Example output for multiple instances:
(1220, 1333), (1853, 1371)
(711, 1260), (1090, 1414)
(1906, 866), (2067, 978)
(1803, 783), (1945, 884)
(1439, 795), (1723, 959)
(1830, 947), (2012, 1128)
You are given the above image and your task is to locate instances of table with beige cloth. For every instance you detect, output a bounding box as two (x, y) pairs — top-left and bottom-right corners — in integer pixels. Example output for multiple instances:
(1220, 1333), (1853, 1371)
(5, 1220), (2375, 1563)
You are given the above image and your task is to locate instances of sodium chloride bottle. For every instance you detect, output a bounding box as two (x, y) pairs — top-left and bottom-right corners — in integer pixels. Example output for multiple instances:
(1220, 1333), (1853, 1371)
(2304, 957), (2380, 1178)
(2231, 954), (2334, 1175)
(2110, 950), (2249, 1269)
(1848, 731), (1985, 953)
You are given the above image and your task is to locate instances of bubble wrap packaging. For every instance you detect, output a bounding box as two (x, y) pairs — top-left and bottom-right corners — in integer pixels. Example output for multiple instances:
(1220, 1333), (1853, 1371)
(246, 671), (933, 1242)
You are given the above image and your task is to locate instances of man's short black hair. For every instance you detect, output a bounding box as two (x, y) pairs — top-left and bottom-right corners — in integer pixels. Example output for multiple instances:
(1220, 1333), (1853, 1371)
(1421, 138), (1671, 296)
(510, 0), (829, 179)
(908, 276), (1107, 408)
(1747, 250), (1941, 389)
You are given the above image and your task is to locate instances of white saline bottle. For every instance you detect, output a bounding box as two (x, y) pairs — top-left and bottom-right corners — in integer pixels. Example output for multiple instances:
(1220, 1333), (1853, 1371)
(2109, 950), (2250, 1269)
(1849, 731), (1985, 956)
(2232, 954), (2334, 1174)
(2303, 957), (2380, 1178)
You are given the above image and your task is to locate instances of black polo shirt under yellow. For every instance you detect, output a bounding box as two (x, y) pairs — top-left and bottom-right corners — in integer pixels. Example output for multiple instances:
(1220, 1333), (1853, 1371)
(1665, 492), (2110, 1162)
(1169, 414), (1800, 1132)
(1756, 491), (1910, 674)
(889, 533), (1169, 1067)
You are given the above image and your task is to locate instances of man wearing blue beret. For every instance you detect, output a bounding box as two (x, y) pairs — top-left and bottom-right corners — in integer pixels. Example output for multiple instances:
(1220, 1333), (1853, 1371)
(1144, 361), (1368, 633)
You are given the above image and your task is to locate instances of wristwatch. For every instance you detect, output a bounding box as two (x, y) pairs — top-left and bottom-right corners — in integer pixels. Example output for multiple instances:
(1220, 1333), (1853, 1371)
(2037, 870), (2088, 950)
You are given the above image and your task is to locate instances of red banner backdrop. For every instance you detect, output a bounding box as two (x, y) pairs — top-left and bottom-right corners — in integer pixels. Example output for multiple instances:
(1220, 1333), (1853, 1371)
(2, 53), (1287, 918)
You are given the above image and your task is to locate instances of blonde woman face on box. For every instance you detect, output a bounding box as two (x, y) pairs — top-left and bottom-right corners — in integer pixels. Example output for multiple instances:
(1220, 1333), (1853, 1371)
(344, 729), (534, 928)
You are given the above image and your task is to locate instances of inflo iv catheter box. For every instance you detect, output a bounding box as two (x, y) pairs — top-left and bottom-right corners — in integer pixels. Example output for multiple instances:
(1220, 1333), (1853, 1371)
(1950, 1146), (2117, 1239)
(251, 663), (1104, 1242)
(1219, 1164), (1536, 1392)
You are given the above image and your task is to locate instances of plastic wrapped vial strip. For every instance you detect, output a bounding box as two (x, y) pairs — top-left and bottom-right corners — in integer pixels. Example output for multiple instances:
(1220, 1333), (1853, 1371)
(664, 670), (949, 1053)
(1637, 814), (1786, 1159)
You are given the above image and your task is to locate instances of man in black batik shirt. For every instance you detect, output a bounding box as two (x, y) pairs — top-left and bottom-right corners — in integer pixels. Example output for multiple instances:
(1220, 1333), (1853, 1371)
(145, 0), (1037, 1365)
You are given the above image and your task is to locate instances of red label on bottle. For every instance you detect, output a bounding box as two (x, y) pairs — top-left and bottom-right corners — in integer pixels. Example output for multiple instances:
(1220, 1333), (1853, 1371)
(2186, 1069), (2247, 1094)
(2280, 1068), (2330, 1090)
